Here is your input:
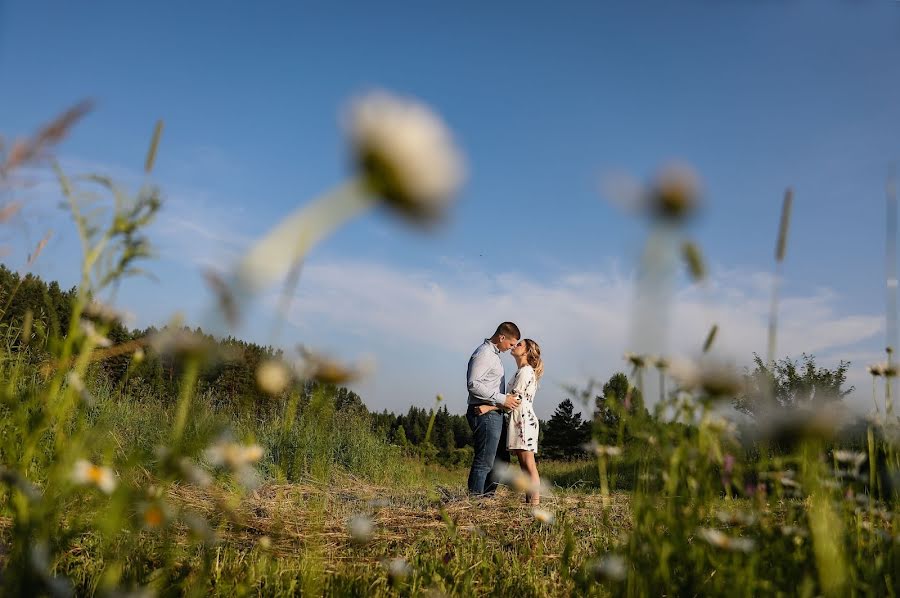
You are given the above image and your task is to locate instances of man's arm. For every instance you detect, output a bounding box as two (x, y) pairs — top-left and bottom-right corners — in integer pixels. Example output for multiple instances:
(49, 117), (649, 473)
(467, 350), (505, 406)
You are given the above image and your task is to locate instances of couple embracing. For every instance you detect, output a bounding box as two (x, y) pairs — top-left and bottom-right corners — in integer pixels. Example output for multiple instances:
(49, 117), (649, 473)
(465, 321), (544, 504)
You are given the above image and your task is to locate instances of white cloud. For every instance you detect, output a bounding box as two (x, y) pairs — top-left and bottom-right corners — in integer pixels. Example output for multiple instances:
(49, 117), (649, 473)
(280, 257), (883, 417)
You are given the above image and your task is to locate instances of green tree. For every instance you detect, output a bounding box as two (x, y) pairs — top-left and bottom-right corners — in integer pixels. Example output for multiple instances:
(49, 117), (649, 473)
(734, 353), (853, 416)
(594, 372), (647, 443)
(542, 398), (590, 460)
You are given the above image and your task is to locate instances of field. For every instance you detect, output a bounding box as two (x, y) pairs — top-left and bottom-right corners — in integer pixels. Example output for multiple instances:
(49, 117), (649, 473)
(0, 102), (898, 597)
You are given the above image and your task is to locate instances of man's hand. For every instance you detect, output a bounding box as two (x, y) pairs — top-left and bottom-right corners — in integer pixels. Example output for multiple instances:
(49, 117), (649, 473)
(476, 404), (497, 416)
(503, 393), (521, 410)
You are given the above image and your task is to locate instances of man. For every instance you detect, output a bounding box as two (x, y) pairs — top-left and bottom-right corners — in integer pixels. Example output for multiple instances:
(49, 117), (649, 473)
(466, 321), (521, 495)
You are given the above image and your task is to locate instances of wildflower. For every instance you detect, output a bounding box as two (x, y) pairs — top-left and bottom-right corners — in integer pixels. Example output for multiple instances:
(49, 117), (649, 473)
(715, 510), (756, 526)
(532, 508), (555, 524)
(867, 364), (886, 377)
(586, 554), (627, 582)
(256, 360), (291, 395)
(142, 503), (166, 528)
(701, 414), (738, 438)
(697, 527), (755, 552)
(780, 525), (808, 537)
(669, 357), (742, 398)
(349, 514), (374, 544)
(384, 558), (411, 584)
(584, 441), (623, 458)
(204, 441), (264, 470)
(778, 476), (801, 489)
(869, 361), (897, 377)
(623, 352), (646, 368)
(647, 162), (702, 222)
(72, 459), (117, 494)
(347, 91), (465, 224)
(80, 319), (112, 348)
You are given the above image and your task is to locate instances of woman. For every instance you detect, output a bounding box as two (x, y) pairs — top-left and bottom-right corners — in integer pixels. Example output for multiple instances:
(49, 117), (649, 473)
(476, 338), (543, 504)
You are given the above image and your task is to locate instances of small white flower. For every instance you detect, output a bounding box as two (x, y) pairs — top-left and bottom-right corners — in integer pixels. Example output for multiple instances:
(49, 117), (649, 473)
(72, 459), (117, 494)
(584, 441), (623, 457)
(586, 554), (627, 581)
(347, 91), (465, 223)
(668, 357), (742, 397)
(79, 319), (112, 348)
(715, 510), (756, 526)
(349, 514), (374, 544)
(384, 557), (411, 582)
(256, 360), (291, 395)
(204, 441), (264, 470)
(647, 162), (702, 221)
(697, 527), (754, 553)
(532, 508), (555, 524)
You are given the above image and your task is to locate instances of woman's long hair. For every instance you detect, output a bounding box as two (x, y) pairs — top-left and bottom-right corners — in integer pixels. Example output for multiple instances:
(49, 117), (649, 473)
(523, 338), (544, 380)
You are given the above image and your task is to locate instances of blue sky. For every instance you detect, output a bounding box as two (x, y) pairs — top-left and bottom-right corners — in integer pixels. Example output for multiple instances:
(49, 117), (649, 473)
(1, 1), (899, 417)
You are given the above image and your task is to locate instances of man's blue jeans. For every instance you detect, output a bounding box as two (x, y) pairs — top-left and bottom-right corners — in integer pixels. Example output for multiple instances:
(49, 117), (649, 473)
(466, 405), (509, 495)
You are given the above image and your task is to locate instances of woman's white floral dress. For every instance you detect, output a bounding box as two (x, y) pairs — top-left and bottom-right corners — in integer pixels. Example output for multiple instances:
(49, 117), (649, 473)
(506, 364), (539, 452)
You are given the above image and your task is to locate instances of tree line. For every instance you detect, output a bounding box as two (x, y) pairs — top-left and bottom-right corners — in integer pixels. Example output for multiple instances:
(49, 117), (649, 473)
(0, 265), (855, 465)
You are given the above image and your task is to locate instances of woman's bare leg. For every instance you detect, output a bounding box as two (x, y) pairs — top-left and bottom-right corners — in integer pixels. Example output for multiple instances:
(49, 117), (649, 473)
(512, 450), (540, 504)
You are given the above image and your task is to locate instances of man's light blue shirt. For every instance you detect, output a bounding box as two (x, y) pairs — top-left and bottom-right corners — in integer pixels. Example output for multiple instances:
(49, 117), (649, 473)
(467, 339), (506, 407)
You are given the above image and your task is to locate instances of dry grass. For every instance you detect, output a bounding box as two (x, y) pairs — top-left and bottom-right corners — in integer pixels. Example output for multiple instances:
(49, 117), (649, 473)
(164, 475), (632, 565)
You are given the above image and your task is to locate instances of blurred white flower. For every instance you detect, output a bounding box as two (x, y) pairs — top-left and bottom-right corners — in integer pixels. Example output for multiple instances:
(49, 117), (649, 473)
(668, 356), (742, 397)
(384, 557), (411, 582)
(204, 441), (264, 470)
(532, 508), (555, 524)
(349, 514), (374, 544)
(72, 459), (116, 494)
(647, 162), (702, 222)
(697, 527), (754, 553)
(79, 319), (112, 348)
(347, 91), (465, 223)
(584, 441), (623, 458)
(586, 554), (627, 581)
(256, 360), (291, 395)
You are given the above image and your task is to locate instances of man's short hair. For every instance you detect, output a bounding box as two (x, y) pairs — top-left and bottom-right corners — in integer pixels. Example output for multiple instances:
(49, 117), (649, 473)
(494, 321), (521, 340)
